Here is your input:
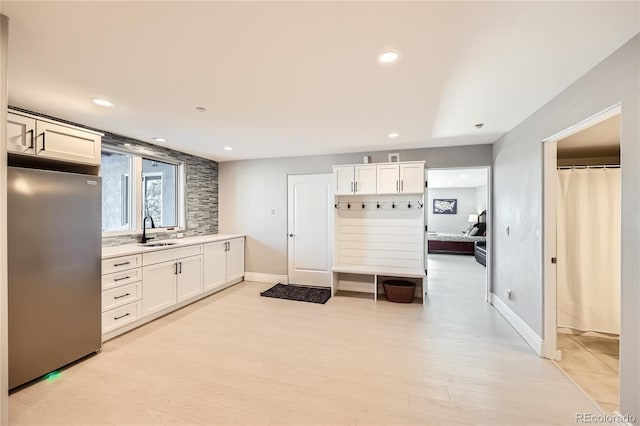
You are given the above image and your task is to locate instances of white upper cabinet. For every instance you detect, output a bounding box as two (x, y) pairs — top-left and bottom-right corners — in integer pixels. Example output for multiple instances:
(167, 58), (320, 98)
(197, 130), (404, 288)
(336, 161), (425, 195)
(334, 166), (355, 195)
(354, 165), (377, 194)
(334, 165), (377, 195)
(36, 121), (101, 165)
(7, 113), (36, 155)
(8, 110), (102, 165)
(399, 163), (425, 194)
(376, 164), (400, 194)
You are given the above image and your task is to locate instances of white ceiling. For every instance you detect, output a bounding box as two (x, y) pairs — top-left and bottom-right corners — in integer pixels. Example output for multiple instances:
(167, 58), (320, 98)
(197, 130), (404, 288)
(3, 2), (639, 162)
(428, 168), (487, 189)
(557, 115), (621, 158)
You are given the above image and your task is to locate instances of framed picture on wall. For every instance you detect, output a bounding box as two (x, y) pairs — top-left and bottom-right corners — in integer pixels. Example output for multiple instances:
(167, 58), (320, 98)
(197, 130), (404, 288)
(433, 199), (457, 214)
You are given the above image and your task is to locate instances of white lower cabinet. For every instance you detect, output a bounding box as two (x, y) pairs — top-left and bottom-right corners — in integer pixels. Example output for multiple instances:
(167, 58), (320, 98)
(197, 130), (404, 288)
(203, 241), (226, 292)
(102, 237), (243, 341)
(177, 255), (204, 302)
(226, 238), (245, 282)
(142, 254), (203, 316)
(142, 260), (179, 316)
(204, 237), (245, 292)
(101, 254), (143, 338)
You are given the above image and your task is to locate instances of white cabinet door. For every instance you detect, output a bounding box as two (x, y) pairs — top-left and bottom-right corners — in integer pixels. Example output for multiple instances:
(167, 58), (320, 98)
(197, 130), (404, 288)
(35, 121), (101, 165)
(334, 166), (354, 195)
(142, 261), (177, 316)
(376, 164), (399, 194)
(226, 238), (245, 283)
(177, 255), (203, 302)
(203, 241), (227, 292)
(354, 165), (377, 194)
(7, 113), (36, 155)
(400, 163), (425, 194)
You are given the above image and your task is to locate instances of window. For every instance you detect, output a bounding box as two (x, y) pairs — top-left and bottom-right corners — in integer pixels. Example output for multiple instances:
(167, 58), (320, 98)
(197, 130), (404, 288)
(142, 158), (178, 228)
(101, 151), (133, 232)
(101, 149), (184, 234)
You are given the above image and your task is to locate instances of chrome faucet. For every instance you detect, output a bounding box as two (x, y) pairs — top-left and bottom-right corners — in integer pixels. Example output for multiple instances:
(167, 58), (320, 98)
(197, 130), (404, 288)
(140, 215), (156, 243)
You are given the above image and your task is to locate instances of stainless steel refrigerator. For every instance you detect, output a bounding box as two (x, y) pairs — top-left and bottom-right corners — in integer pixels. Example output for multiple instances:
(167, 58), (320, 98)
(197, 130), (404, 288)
(8, 166), (102, 389)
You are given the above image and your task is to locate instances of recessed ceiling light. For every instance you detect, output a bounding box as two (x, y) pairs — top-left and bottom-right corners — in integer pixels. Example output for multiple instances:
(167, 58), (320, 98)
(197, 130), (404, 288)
(460, 174), (468, 178)
(92, 98), (115, 107)
(378, 50), (401, 64)
(223, 146), (233, 151)
(153, 137), (167, 142)
(387, 132), (400, 139)
(475, 123), (484, 129)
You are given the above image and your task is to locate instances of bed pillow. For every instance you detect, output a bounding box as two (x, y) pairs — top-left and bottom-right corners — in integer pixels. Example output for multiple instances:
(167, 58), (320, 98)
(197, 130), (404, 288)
(468, 226), (480, 236)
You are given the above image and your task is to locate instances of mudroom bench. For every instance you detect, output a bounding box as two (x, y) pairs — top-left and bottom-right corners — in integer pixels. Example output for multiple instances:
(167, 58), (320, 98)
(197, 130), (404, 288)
(331, 265), (426, 305)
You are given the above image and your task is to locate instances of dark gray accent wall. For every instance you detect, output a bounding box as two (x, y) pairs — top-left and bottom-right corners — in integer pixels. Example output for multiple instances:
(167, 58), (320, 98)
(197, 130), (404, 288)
(8, 107), (218, 247)
(492, 34), (639, 418)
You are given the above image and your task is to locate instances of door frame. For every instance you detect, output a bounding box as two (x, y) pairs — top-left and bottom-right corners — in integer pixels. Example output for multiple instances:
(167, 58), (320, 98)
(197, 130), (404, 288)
(286, 173), (334, 286)
(425, 166), (492, 303)
(541, 103), (621, 360)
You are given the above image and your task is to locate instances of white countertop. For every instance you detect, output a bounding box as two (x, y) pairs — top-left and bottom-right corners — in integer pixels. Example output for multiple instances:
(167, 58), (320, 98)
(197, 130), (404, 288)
(102, 234), (245, 259)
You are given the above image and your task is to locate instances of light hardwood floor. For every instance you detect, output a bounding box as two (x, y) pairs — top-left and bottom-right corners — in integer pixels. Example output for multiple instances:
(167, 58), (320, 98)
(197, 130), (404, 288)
(10, 254), (599, 425)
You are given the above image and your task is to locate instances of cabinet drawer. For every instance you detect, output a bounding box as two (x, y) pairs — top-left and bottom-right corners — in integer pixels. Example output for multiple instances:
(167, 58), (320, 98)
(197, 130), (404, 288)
(102, 282), (141, 312)
(102, 301), (141, 334)
(102, 268), (141, 290)
(143, 244), (203, 266)
(102, 254), (142, 274)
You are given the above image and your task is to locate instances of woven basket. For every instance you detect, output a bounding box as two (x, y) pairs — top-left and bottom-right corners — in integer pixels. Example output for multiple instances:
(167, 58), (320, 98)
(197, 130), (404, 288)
(382, 280), (416, 303)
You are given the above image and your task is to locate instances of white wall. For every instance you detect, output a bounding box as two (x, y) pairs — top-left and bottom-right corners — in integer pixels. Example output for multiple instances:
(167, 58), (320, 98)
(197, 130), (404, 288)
(219, 144), (492, 275)
(475, 184), (487, 213)
(427, 187), (478, 233)
(492, 34), (639, 418)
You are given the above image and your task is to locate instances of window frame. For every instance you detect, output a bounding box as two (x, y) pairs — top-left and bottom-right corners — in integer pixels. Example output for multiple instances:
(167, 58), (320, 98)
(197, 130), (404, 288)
(101, 147), (186, 237)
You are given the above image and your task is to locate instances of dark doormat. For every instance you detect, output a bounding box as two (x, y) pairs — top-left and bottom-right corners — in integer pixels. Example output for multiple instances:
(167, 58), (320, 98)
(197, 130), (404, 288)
(260, 283), (331, 304)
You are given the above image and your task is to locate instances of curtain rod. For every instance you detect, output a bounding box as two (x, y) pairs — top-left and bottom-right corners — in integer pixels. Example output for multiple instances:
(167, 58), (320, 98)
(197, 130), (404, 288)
(557, 164), (620, 170)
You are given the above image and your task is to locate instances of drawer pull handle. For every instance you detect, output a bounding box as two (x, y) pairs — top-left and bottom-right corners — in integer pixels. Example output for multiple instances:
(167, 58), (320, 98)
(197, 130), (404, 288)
(114, 261), (131, 267)
(113, 276), (130, 282)
(114, 313), (130, 320)
(113, 293), (131, 300)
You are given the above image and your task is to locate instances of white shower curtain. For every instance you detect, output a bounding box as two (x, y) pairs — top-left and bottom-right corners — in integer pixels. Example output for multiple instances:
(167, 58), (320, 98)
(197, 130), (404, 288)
(557, 168), (620, 335)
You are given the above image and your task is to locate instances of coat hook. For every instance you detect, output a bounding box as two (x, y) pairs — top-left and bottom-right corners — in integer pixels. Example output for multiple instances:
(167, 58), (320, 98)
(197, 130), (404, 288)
(408, 202), (412, 209)
(347, 202), (351, 209)
(417, 201), (424, 209)
(362, 202), (365, 209)
(392, 202), (396, 209)
(376, 202), (380, 209)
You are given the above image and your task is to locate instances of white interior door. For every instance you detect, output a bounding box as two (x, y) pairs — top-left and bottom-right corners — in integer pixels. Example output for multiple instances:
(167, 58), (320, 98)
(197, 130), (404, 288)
(288, 174), (333, 287)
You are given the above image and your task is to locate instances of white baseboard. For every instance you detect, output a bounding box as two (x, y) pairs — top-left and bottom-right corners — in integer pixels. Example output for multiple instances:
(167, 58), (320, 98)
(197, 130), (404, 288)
(490, 293), (544, 356)
(244, 272), (288, 284)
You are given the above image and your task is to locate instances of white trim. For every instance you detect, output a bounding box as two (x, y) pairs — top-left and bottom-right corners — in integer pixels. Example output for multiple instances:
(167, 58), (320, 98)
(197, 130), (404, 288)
(541, 104), (621, 361)
(542, 103), (621, 143)
(243, 272), (288, 284)
(490, 293), (544, 356)
(0, 14), (9, 425)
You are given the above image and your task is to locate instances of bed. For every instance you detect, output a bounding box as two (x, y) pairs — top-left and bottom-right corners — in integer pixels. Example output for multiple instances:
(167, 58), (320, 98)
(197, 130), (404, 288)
(427, 232), (486, 255)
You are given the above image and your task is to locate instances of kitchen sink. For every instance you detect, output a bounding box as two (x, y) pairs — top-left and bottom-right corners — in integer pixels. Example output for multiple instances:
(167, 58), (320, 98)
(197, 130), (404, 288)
(138, 241), (178, 247)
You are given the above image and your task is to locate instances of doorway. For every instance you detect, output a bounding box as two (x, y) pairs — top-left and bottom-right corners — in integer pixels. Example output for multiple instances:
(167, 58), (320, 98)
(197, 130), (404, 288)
(425, 167), (491, 302)
(543, 105), (621, 413)
(287, 174), (334, 287)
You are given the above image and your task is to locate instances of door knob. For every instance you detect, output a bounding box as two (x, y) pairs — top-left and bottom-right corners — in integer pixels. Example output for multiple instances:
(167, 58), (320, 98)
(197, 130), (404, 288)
(289, 234), (294, 237)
